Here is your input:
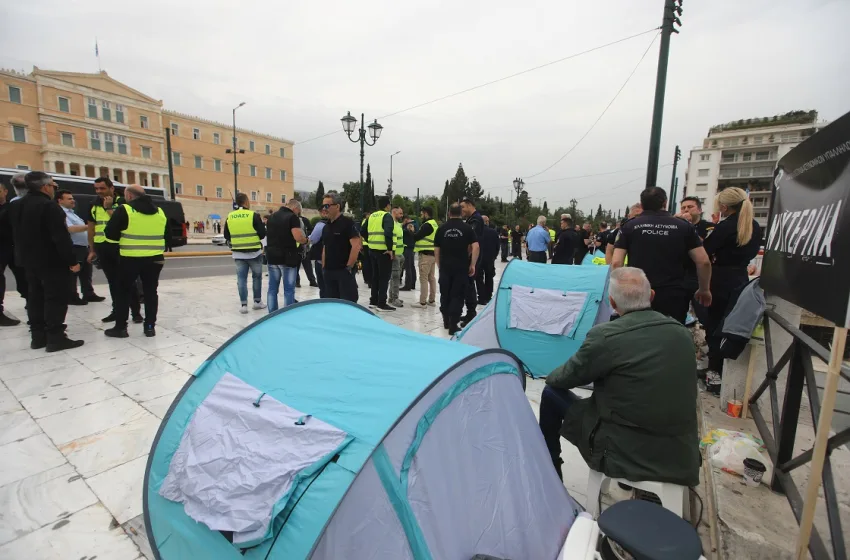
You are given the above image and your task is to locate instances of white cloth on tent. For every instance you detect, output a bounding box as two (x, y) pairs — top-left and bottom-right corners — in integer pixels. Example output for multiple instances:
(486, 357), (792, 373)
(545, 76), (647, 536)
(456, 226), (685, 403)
(159, 373), (348, 545)
(509, 285), (588, 336)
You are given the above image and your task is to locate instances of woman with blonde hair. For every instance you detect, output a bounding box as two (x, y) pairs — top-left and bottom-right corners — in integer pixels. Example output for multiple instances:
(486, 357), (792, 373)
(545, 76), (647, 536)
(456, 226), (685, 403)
(702, 186), (762, 395)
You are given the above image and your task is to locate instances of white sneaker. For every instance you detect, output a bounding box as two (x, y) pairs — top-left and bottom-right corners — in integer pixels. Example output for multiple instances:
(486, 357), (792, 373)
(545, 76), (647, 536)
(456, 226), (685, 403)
(392, 300), (404, 307)
(239, 305), (248, 314)
(252, 301), (264, 310)
(427, 301), (436, 307)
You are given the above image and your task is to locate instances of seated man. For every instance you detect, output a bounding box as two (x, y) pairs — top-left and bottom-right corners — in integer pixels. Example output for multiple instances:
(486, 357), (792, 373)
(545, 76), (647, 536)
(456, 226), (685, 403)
(538, 267), (700, 488)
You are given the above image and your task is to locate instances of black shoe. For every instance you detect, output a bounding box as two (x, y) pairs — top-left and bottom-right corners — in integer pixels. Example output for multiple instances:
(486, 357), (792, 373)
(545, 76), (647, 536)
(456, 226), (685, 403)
(376, 304), (396, 312)
(295, 283), (301, 288)
(132, 315), (144, 324)
(448, 317), (461, 335)
(101, 312), (116, 323)
(46, 336), (84, 352)
(309, 282), (319, 287)
(104, 326), (129, 338)
(68, 297), (88, 306)
(0, 312), (21, 327)
(30, 333), (47, 350)
(459, 311), (477, 328)
(144, 324), (156, 337)
(83, 294), (106, 302)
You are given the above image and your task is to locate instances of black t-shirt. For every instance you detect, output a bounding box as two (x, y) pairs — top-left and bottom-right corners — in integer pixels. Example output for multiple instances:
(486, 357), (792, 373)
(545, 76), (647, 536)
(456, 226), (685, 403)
(435, 218), (477, 270)
(574, 229), (591, 257)
(265, 207), (303, 266)
(553, 229), (579, 263)
(322, 215), (360, 270)
(703, 216), (761, 293)
(595, 230), (610, 253)
(510, 229), (523, 244)
(614, 210), (702, 290)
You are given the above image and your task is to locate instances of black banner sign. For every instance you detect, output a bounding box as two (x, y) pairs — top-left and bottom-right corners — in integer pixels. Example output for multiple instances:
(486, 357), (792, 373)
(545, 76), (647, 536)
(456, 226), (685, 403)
(761, 111), (850, 327)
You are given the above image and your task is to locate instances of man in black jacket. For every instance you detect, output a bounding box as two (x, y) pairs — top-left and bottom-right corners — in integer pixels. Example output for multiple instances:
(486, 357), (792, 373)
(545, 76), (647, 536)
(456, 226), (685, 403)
(12, 172), (84, 351)
(265, 200), (307, 311)
(498, 225), (510, 262)
(0, 177), (27, 326)
(296, 212), (318, 288)
(401, 220), (416, 290)
(552, 217), (579, 265)
(460, 197), (484, 324)
(476, 216), (500, 304)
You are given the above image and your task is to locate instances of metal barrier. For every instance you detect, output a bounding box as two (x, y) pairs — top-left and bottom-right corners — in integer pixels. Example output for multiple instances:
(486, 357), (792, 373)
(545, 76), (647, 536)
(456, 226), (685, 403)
(748, 308), (849, 560)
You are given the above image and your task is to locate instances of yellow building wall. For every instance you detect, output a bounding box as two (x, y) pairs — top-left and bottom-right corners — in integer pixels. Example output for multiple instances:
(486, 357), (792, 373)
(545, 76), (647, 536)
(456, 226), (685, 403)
(1, 74), (43, 169)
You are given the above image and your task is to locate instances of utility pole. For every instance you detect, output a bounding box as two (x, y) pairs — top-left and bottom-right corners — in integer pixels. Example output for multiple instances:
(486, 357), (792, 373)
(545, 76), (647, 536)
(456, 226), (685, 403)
(669, 144), (681, 205)
(415, 187), (420, 216)
(165, 127), (175, 200)
(389, 151), (400, 198)
(644, 0), (683, 188)
(226, 102), (246, 204)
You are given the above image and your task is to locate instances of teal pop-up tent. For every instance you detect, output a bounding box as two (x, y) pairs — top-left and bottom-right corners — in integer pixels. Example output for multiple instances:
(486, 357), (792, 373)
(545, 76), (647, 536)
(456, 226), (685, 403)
(455, 260), (612, 378)
(144, 300), (581, 559)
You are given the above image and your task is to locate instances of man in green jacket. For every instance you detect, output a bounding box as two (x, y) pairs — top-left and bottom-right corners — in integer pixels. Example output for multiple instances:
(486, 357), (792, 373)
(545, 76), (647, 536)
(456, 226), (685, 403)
(539, 266), (700, 488)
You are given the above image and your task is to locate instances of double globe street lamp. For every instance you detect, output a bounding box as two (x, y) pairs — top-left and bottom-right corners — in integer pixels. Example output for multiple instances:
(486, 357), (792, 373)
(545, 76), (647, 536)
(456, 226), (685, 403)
(341, 111), (383, 218)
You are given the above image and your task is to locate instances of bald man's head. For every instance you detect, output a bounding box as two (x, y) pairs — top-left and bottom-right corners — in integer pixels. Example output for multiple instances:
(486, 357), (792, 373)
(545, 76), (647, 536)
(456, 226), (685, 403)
(125, 185), (146, 200)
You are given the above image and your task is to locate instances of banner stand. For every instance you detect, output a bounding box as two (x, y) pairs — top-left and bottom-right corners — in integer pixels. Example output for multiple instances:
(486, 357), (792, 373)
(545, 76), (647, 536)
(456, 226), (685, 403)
(794, 326), (848, 559)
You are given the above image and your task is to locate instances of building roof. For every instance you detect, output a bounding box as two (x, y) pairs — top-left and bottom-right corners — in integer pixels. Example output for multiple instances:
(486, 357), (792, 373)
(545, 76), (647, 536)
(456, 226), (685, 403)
(32, 68), (162, 105)
(709, 110), (818, 134)
(162, 110), (294, 145)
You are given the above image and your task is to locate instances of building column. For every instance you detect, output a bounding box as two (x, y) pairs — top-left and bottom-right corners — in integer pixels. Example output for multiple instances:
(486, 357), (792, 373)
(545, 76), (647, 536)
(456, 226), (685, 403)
(140, 171), (149, 187)
(151, 173), (159, 188)
(113, 168), (124, 183)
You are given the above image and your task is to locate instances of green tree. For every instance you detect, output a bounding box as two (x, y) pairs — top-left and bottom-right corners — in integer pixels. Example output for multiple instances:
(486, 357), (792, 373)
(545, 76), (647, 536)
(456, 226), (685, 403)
(315, 181), (325, 208)
(542, 200), (549, 216)
(447, 164), (469, 203)
(420, 195), (443, 222)
(465, 176), (484, 201)
(595, 204), (604, 220)
(342, 181), (362, 216)
(515, 190), (531, 221)
(362, 165), (375, 212)
(386, 177), (393, 200)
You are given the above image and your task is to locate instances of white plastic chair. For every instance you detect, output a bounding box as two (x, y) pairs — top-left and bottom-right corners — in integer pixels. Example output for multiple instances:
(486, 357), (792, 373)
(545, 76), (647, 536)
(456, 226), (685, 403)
(558, 513), (601, 560)
(585, 469), (686, 518)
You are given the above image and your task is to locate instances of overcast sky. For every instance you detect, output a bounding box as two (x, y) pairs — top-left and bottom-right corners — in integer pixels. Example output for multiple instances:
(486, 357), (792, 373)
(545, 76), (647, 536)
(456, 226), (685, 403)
(2, 0), (848, 213)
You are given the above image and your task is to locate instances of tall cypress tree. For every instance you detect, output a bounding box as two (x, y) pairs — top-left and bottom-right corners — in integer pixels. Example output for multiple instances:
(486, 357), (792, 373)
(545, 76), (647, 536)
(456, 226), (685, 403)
(315, 181), (325, 208)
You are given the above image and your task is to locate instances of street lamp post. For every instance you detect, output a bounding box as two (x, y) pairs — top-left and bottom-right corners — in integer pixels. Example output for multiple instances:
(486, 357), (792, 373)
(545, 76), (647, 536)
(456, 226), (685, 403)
(389, 150), (401, 197)
(512, 177), (524, 224)
(226, 102), (246, 202)
(341, 111), (382, 219)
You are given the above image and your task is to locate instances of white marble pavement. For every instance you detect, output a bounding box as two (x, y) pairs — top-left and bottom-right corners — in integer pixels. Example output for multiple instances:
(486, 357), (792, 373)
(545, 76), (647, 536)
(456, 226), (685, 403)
(0, 258), (591, 559)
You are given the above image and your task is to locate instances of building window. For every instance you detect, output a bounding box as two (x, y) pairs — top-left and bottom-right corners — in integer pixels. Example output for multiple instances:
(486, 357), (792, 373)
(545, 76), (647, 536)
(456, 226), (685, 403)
(251, 191), (257, 202)
(722, 138), (738, 147)
(265, 144), (271, 155)
(58, 96), (70, 113)
(61, 132), (73, 147)
(721, 153), (735, 163)
(280, 193), (286, 203)
(280, 170), (287, 181)
(699, 154), (710, 162)
(175, 183), (183, 195)
(780, 132), (800, 143)
(171, 122), (179, 136)
(755, 151), (770, 161)
(117, 135), (127, 155)
(102, 101), (112, 121)
(140, 115), (149, 129)
(214, 158), (222, 172)
(752, 135), (763, 145)
(194, 155), (203, 169)
(710, 140), (718, 148)
(216, 186), (223, 198)
(250, 165), (256, 177)
(172, 151), (181, 166)
(104, 133), (115, 152)
(266, 192), (272, 202)
(697, 168), (709, 177)
(142, 146), (152, 159)
(8, 85), (21, 104)
(695, 183), (708, 191)
(196, 185), (204, 196)
(742, 153), (752, 162)
(754, 210), (769, 219)
(88, 97), (98, 118)
(115, 104), (125, 123)
(279, 147), (285, 158)
(11, 125), (26, 143)
(16, 165), (30, 170)
(213, 132), (220, 145)
(90, 130), (101, 150)
(193, 128), (200, 140)
(249, 140), (255, 152)
(265, 167), (271, 179)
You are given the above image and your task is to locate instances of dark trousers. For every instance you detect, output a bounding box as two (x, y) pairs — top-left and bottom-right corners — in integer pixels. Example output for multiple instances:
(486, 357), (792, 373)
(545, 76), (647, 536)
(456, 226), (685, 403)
(511, 243), (522, 258)
(95, 243), (140, 317)
(25, 267), (70, 337)
(324, 268), (359, 302)
(500, 241), (509, 262)
(313, 260), (326, 298)
(300, 257), (316, 285)
(115, 259), (162, 328)
(403, 249), (416, 288)
(538, 386), (579, 467)
(651, 287), (689, 325)
(440, 266), (468, 318)
(1, 259), (28, 312)
(573, 250), (588, 265)
(464, 265), (478, 315)
(476, 260), (496, 303)
(361, 249), (373, 287)
(369, 250), (392, 306)
(70, 245), (95, 299)
(527, 250), (547, 263)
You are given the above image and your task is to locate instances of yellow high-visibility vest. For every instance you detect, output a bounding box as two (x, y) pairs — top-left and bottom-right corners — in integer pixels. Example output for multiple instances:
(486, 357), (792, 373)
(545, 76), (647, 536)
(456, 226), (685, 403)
(414, 219), (438, 252)
(119, 207), (167, 257)
(361, 218), (369, 248)
(549, 228), (556, 242)
(226, 209), (262, 251)
(92, 204), (119, 244)
(393, 221), (404, 255)
(367, 210), (389, 251)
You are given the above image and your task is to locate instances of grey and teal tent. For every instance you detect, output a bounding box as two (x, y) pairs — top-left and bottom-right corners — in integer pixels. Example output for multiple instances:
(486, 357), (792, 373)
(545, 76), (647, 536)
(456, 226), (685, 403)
(144, 300), (581, 559)
(455, 260), (612, 378)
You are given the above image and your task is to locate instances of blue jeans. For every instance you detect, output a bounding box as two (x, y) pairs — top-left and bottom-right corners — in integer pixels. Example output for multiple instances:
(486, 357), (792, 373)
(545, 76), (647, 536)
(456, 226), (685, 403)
(235, 255), (263, 304)
(267, 265), (298, 312)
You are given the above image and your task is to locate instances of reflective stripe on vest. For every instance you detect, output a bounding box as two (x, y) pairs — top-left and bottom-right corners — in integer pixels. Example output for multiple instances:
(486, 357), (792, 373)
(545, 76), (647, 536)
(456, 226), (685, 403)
(414, 220), (438, 252)
(92, 205), (119, 244)
(227, 209), (262, 250)
(367, 211), (389, 251)
(119, 207), (166, 257)
(393, 221), (404, 255)
(361, 219), (369, 248)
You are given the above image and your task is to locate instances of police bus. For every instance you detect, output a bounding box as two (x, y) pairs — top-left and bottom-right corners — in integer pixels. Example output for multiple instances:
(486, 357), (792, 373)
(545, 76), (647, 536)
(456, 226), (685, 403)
(0, 168), (187, 247)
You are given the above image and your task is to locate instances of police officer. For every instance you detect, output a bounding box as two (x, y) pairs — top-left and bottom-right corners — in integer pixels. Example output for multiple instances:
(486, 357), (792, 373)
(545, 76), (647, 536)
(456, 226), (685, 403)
(224, 193), (266, 313)
(401, 220), (416, 291)
(103, 185), (169, 338)
(435, 203), (479, 335)
(605, 204), (642, 264)
(413, 207), (438, 307)
(552, 216), (579, 265)
(676, 196), (716, 325)
(477, 216), (499, 305)
(612, 187), (712, 323)
(367, 197), (396, 312)
(87, 177), (143, 324)
(459, 197), (484, 325)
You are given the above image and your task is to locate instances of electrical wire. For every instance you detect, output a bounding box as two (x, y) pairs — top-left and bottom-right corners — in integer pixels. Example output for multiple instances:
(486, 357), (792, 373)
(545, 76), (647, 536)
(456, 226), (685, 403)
(523, 31), (660, 179)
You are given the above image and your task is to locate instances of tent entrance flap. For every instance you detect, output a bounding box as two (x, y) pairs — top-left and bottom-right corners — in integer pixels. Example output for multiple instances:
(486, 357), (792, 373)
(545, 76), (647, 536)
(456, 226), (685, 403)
(508, 285), (589, 337)
(158, 373), (351, 546)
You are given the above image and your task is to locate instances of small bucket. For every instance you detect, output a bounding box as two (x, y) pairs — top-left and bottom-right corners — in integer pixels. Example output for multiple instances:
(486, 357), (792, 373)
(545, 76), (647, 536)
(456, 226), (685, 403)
(726, 399), (743, 418)
(742, 458), (766, 487)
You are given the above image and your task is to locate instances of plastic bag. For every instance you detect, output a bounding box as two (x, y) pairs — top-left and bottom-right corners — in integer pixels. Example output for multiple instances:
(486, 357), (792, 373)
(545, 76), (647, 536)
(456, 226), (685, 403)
(706, 431), (773, 483)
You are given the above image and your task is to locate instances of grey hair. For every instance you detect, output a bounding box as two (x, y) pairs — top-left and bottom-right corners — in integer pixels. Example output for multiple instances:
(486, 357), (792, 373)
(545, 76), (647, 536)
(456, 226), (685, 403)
(560, 213), (572, 220)
(323, 190), (343, 206)
(11, 173), (29, 197)
(24, 171), (52, 190)
(609, 267), (652, 314)
(287, 199), (302, 211)
(536, 215), (547, 226)
(125, 184), (145, 198)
